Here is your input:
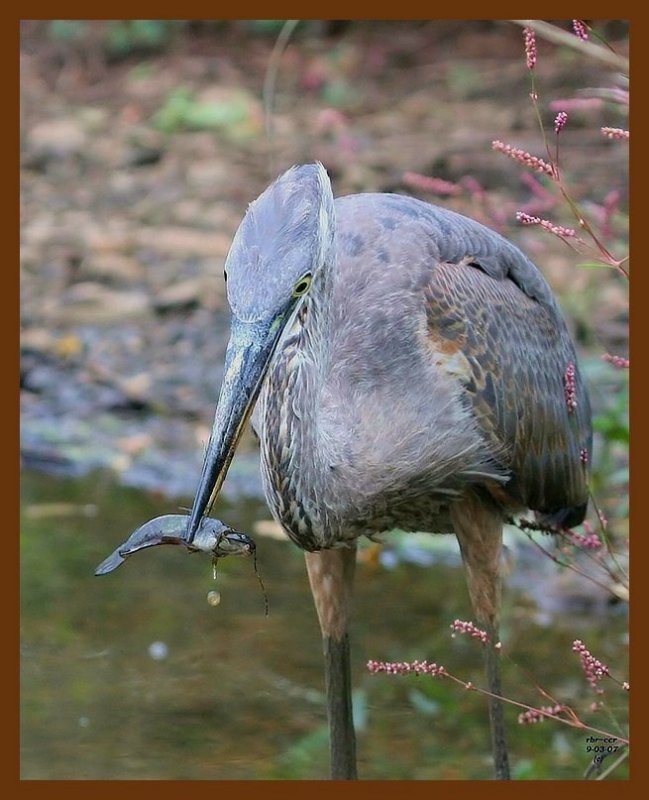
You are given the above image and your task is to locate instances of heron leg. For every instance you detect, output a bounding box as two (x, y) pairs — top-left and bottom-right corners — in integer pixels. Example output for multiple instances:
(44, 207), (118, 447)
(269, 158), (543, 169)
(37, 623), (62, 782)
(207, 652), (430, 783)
(305, 545), (358, 780)
(451, 494), (510, 780)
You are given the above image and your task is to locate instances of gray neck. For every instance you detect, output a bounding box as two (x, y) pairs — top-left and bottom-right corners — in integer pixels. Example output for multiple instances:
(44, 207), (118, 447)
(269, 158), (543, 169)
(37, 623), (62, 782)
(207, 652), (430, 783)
(257, 254), (340, 550)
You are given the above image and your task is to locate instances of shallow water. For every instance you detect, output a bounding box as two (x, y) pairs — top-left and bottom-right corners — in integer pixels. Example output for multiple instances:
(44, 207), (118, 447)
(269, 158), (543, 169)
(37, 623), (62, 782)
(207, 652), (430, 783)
(20, 469), (628, 780)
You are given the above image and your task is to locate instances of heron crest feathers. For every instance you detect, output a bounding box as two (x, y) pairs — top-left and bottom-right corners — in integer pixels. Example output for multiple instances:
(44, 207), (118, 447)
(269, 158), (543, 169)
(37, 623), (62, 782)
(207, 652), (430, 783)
(224, 163), (336, 321)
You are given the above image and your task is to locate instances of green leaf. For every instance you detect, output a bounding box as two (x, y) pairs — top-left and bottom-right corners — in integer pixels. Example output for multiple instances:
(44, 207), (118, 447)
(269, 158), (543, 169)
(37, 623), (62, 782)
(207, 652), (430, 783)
(48, 20), (87, 42)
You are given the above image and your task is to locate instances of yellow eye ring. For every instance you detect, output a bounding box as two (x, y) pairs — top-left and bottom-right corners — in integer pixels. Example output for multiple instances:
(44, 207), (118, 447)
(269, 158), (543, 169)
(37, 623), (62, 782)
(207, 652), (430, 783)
(292, 274), (312, 297)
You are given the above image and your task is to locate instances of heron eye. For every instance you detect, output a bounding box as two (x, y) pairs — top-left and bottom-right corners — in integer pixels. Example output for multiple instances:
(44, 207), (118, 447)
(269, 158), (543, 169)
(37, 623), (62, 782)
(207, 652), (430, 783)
(292, 274), (312, 297)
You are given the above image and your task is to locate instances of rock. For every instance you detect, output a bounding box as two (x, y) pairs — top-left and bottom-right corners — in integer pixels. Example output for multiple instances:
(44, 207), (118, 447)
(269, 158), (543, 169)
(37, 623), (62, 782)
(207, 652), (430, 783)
(116, 432), (154, 456)
(21, 328), (56, 355)
(153, 278), (205, 312)
(123, 145), (164, 168)
(44, 282), (151, 325)
(26, 117), (87, 161)
(253, 519), (287, 541)
(81, 252), (145, 284)
(134, 227), (232, 258)
(21, 330), (85, 360)
(117, 373), (153, 405)
(54, 335), (85, 358)
(186, 160), (232, 190)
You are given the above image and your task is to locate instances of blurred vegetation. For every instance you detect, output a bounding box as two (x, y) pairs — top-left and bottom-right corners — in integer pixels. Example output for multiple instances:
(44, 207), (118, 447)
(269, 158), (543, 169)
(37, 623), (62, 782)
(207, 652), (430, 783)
(45, 20), (291, 58)
(46, 19), (185, 59)
(151, 86), (261, 139)
(41, 20), (351, 60)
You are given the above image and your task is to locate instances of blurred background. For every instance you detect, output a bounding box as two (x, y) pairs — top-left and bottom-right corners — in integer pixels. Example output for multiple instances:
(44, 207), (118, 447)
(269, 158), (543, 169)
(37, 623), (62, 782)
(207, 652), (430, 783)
(20, 20), (628, 780)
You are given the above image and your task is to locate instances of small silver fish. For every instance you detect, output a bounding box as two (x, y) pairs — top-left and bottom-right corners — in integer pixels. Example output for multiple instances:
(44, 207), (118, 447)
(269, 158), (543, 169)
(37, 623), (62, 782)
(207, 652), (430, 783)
(94, 514), (255, 576)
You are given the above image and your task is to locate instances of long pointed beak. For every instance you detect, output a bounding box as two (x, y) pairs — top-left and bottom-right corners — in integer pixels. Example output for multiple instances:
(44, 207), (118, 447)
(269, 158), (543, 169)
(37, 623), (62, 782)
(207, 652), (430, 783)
(186, 316), (283, 543)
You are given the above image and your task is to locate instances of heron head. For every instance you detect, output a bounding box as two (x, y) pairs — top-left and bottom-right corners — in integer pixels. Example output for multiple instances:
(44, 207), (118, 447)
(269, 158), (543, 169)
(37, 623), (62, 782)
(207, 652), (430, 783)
(185, 163), (336, 542)
(225, 161), (335, 324)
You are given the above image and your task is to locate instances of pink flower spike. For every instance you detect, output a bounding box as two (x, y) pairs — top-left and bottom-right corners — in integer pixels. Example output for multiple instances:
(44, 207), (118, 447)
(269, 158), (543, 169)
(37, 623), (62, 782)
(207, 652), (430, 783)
(518, 704), (566, 725)
(517, 212), (541, 226)
(450, 619), (489, 644)
(601, 127), (629, 141)
(523, 27), (537, 70)
(492, 141), (555, 178)
(572, 640), (610, 693)
(572, 20), (589, 40)
(516, 212), (576, 239)
(541, 221), (575, 237)
(459, 175), (486, 202)
(569, 525), (602, 550)
(554, 111), (568, 134)
(563, 362), (577, 412)
(602, 353), (630, 369)
(549, 97), (603, 113)
(367, 659), (447, 677)
(403, 172), (462, 196)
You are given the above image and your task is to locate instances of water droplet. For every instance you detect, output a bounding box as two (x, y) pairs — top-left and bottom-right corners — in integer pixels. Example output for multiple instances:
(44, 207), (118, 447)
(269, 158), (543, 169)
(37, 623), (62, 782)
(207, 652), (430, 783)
(148, 641), (168, 661)
(207, 590), (221, 607)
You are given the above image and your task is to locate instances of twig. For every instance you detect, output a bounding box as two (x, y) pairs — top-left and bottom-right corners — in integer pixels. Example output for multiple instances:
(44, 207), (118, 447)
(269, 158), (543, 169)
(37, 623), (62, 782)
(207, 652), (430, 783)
(262, 19), (300, 176)
(594, 746), (629, 780)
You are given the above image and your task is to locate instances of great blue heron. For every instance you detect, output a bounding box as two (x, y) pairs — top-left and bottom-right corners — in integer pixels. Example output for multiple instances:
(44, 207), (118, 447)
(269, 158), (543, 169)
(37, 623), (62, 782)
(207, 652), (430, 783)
(184, 162), (592, 780)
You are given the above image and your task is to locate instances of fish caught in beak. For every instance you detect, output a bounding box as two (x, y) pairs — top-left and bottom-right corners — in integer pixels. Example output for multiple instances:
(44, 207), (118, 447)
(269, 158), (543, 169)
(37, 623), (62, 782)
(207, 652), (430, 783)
(94, 514), (254, 576)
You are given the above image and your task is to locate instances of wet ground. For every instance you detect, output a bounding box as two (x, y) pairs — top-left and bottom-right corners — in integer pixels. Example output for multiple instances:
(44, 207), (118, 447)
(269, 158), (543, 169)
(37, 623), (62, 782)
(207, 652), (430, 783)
(20, 21), (629, 780)
(21, 469), (628, 780)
